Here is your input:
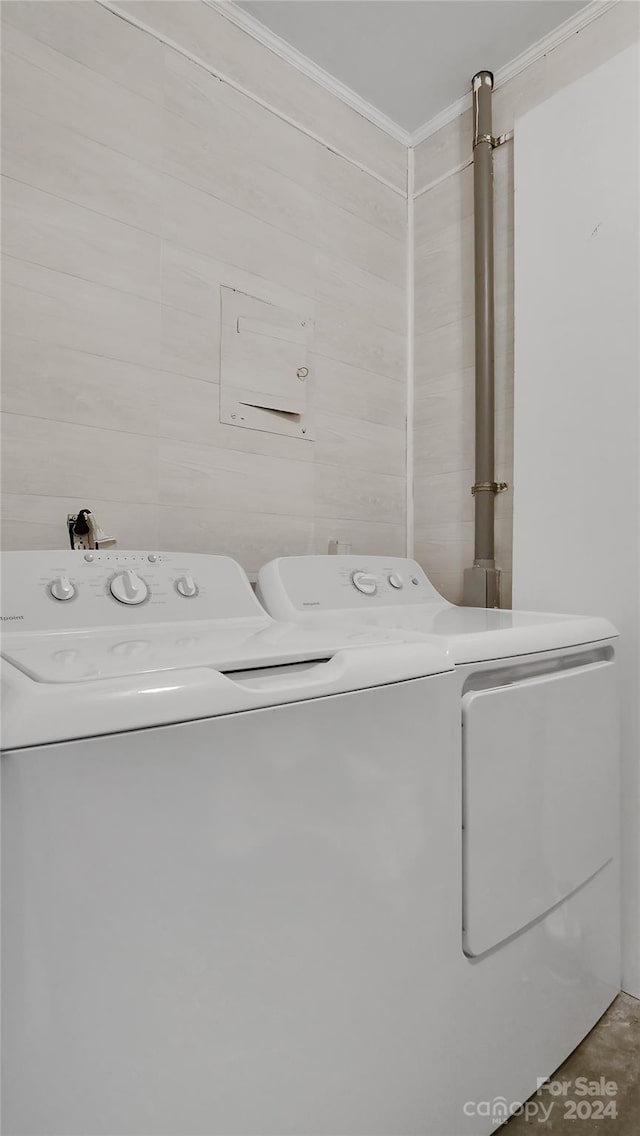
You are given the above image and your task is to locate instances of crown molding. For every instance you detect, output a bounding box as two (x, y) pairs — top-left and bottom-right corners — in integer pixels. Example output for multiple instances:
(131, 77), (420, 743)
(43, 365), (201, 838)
(410, 0), (619, 147)
(204, 0), (412, 146)
(209, 0), (620, 153)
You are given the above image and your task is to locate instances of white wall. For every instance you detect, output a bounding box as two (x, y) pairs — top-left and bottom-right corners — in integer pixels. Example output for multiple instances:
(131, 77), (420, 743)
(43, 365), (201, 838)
(513, 43), (640, 996)
(412, 1), (639, 604)
(1, 0), (407, 572)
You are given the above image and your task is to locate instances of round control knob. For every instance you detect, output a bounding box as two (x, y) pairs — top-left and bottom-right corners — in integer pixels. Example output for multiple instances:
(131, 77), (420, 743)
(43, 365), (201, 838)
(110, 570), (148, 605)
(175, 574), (197, 598)
(388, 573), (404, 589)
(351, 571), (377, 595)
(49, 575), (76, 602)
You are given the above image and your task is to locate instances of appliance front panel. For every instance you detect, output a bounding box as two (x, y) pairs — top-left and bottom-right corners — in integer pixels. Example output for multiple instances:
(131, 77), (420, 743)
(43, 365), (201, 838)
(462, 660), (619, 957)
(2, 678), (461, 1136)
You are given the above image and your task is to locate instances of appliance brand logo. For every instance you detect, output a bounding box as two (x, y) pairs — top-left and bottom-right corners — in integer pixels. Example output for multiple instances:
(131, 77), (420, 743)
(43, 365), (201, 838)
(1, 615), (24, 621)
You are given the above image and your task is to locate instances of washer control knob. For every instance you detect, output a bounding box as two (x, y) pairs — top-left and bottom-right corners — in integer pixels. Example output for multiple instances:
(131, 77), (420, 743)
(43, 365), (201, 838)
(351, 571), (377, 595)
(110, 570), (148, 605)
(176, 574), (197, 598)
(49, 575), (76, 602)
(388, 573), (404, 589)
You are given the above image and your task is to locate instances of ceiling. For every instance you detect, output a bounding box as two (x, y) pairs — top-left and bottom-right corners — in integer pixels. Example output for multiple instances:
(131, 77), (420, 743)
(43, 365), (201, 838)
(236, 1), (590, 133)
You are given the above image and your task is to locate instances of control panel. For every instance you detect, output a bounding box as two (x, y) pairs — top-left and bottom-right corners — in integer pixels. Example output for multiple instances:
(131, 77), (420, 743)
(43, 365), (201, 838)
(1, 551), (266, 633)
(257, 556), (447, 621)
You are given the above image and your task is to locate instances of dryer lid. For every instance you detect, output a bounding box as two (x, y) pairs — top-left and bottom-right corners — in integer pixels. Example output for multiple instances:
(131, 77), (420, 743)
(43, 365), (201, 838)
(257, 555), (618, 663)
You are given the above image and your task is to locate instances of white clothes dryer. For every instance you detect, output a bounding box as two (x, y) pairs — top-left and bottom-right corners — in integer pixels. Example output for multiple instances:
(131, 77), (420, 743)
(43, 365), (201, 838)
(1, 550), (461, 1136)
(257, 554), (621, 1133)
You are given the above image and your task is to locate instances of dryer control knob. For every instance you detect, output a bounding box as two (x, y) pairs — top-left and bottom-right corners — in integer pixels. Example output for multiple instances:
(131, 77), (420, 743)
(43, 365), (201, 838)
(49, 575), (76, 602)
(388, 573), (404, 589)
(351, 571), (377, 595)
(176, 575), (197, 598)
(110, 570), (148, 605)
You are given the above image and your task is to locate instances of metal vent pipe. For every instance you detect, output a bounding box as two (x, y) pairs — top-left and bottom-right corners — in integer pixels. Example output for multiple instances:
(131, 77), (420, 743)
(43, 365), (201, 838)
(463, 70), (507, 608)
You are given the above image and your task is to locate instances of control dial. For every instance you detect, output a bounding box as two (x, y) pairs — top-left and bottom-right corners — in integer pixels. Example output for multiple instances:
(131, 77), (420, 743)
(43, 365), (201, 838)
(110, 570), (149, 606)
(388, 573), (404, 589)
(351, 571), (377, 595)
(176, 574), (197, 598)
(49, 575), (76, 602)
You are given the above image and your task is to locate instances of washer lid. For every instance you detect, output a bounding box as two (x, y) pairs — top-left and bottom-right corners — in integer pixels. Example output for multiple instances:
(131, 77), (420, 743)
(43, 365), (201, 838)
(1, 550), (453, 750)
(1, 620), (430, 685)
(1, 628), (451, 750)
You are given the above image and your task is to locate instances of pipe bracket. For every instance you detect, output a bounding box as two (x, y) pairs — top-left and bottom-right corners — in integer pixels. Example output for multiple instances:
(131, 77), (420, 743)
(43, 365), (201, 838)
(473, 132), (513, 150)
(471, 481), (508, 496)
(493, 130), (513, 148)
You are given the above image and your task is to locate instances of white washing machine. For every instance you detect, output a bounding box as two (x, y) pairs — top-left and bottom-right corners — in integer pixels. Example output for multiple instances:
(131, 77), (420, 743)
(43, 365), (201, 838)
(1, 550), (464, 1136)
(257, 555), (621, 1131)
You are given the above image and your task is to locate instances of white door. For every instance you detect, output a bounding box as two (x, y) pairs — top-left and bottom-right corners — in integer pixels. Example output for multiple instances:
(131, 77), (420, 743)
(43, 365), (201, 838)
(462, 659), (619, 957)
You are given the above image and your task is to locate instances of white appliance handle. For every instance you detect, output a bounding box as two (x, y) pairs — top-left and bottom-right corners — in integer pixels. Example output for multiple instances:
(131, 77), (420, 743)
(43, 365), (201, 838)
(1, 643), (451, 750)
(221, 643), (445, 696)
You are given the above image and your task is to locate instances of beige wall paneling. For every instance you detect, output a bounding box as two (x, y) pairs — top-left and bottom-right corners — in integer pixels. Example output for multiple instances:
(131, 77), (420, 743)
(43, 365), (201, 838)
(414, 110), (472, 199)
(1, 21), (162, 165)
(162, 49), (406, 240)
(1, 0), (407, 570)
(2, 413), (160, 506)
(1, 0), (163, 102)
(3, 101), (162, 234)
(110, 0), (407, 190)
(2, 179), (161, 302)
(3, 256), (161, 369)
(1, 494), (161, 553)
